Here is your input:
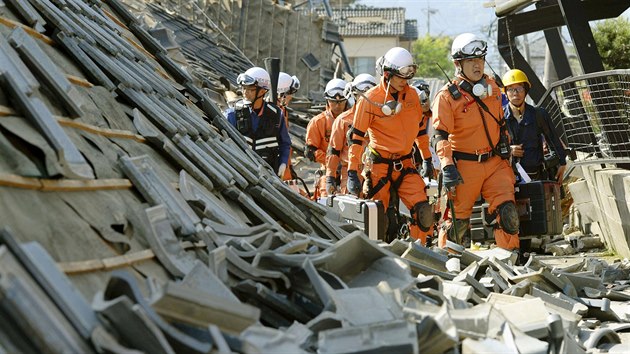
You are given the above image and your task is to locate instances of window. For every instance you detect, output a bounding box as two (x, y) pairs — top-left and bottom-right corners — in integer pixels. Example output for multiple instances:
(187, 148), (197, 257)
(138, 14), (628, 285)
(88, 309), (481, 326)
(351, 57), (376, 76)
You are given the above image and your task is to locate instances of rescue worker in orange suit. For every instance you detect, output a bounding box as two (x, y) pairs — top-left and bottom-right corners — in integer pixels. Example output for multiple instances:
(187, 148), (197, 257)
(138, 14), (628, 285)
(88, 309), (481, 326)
(325, 74), (377, 195)
(502, 69), (567, 183)
(305, 78), (348, 197)
(226, 67), (291, 177)
(277, 72), (301, 181)
(411, 79), (435, 180)
(432, 33), (520, 251)
(347, 47), (433, 244)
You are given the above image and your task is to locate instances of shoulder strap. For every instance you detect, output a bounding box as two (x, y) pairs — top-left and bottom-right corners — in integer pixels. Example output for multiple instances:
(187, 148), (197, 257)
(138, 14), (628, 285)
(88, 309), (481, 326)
(473, 95), (503, 127)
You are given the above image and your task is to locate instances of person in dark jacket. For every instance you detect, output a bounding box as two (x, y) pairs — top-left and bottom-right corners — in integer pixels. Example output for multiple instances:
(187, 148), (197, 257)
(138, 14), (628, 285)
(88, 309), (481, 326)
(225, 66), (291, 177)
(503, 69), (567, 183)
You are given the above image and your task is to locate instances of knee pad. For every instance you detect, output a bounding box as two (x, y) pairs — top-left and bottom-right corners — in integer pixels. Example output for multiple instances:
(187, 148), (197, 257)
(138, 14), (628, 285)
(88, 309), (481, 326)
(497, 201), (519, 235)
(412, 201), (433, 232)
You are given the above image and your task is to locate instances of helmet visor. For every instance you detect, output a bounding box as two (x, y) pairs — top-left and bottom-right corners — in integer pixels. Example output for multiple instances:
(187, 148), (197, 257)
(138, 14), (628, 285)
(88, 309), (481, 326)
(460, 40), (487, 57)
(326, 93), (347, 103)
(354, 80), (376, 93)
(325, 86), (345, 101)
(393, 64), (417, 79)
(237, 73), (256, 87)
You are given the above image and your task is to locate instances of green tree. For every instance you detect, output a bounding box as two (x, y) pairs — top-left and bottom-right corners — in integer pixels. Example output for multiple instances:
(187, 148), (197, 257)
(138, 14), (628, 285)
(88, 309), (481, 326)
(592, 17), (630, 70)
(412, 35), (454, 79)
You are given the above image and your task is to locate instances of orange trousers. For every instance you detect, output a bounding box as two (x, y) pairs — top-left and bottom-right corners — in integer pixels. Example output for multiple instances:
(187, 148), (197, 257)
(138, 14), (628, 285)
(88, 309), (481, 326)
(282, 148), (293, 181)
(367, 159), (431, 244)
(438, 156), (519, 250)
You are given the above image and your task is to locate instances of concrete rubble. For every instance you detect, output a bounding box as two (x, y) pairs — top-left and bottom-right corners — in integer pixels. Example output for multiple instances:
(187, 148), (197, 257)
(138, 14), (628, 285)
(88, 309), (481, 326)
(0, 0), (629, 353)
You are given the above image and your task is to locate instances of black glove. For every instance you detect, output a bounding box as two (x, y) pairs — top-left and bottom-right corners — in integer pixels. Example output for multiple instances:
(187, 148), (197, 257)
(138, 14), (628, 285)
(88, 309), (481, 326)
(421, 158), (434, 179)
(347, 170), (361, 196)
(325, 176), (337, 195)
(305, 145), (316, 162)
(442, 164), (463, 190)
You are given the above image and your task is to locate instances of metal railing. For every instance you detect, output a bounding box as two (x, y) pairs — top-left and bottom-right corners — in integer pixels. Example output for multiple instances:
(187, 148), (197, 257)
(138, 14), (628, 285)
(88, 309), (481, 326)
(538, 70), (630, 165)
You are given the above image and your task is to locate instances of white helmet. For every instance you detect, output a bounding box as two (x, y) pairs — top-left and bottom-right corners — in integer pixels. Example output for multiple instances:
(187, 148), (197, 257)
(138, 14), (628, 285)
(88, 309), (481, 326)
(324, 78), (347, 101)
(237, 67), (271, 90)
(352, 73), (378, 93)
(277, 72), (300, 95)
(451, 33), (487, 60)
(376, 47), (417, 79)
(344, 73), (377, 100)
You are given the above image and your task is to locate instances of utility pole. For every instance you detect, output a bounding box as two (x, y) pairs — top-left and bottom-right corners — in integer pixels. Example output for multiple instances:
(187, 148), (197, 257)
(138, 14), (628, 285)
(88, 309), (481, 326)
(423, 2), (438, 36)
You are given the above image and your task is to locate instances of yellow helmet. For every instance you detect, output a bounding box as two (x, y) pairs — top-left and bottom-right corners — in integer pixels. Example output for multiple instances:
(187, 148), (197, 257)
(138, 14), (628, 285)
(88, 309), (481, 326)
(502, 69), (530, 89)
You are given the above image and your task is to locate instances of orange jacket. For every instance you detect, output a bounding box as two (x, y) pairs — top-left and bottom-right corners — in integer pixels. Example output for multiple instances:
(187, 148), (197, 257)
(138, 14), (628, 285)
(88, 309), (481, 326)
(348, 80), (427, 171)
(415, 110), (432, 161)
(280, 105), (294, 180)
(306, 109), (335, 165)
(432, 75), (503, 167)
(280, 106), (290, 128)
(326, 107), (354, 177)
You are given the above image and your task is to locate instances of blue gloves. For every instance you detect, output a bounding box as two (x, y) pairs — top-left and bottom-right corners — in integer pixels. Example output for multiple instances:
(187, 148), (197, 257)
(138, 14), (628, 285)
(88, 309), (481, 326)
(442, 164), (463, 190)
(421, 158), (434, 179)
(347, 170), (361, 196)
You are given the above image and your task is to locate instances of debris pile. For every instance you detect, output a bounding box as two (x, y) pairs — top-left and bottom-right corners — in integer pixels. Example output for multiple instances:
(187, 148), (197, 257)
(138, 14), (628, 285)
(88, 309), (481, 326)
(4, 225), (630, 353)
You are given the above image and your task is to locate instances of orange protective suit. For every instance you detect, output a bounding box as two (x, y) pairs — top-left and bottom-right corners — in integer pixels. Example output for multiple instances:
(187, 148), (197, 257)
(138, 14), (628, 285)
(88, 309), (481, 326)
(432, 75), (519, 250)
(326, 107), (356, 193)
(307, 108), (340, 198)
(280, 105), (294, 181)
(348, 80), (431, 243)
(415, 111), (433, 164)
(306, 109), (335, 166)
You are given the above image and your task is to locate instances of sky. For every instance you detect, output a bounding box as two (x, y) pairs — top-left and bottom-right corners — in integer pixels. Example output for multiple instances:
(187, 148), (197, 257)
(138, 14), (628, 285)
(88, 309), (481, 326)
(357, 0), (630, 38)
(359, 0), (497, 37)
(357, 0), (630, 69)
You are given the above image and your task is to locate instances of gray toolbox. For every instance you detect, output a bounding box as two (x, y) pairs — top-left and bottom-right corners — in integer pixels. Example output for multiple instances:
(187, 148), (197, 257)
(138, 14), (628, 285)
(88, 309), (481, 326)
(319, 195), (386, 241)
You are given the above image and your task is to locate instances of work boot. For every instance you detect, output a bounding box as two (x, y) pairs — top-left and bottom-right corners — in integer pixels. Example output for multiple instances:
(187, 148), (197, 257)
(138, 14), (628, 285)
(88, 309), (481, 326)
(512, 249), (530, 266)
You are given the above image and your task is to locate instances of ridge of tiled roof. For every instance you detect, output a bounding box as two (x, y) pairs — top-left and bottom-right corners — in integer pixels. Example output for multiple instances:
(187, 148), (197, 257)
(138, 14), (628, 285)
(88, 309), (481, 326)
(317, 7), (414, 37)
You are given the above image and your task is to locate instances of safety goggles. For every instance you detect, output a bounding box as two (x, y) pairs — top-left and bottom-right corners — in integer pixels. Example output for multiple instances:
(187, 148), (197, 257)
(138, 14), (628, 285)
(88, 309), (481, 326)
(354, 80), (376, 93)
(460, 40), (487, 57)
(325, 87), (346, 102)
(326, 93), (347, 103)
(237, 73), (256, 87)
(392, 64), (417, 79)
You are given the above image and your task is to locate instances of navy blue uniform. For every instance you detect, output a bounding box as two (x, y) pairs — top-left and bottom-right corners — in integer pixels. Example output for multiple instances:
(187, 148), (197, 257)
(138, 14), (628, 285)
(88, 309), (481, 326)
(226, 102), (291, 171)
(504, 103), (566, 178)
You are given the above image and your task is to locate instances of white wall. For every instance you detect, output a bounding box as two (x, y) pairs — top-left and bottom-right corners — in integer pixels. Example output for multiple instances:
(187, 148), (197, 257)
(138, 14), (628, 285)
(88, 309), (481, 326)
(344, 36), (399, 60)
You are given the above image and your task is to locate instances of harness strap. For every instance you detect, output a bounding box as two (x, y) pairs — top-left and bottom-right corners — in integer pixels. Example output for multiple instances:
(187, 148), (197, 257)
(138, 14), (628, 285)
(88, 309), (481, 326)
(364, 147), (417, 199)
(366, 165), (417, 199)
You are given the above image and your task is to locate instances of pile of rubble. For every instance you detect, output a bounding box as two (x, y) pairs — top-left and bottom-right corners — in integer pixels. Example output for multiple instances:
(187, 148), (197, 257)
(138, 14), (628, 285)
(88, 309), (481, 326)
(4, 225), (630, 353)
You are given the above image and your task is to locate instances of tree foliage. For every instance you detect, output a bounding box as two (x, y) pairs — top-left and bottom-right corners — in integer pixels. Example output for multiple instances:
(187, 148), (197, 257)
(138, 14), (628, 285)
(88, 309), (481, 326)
(411, 35), (454, 79)
(592, 17), (630, 70)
